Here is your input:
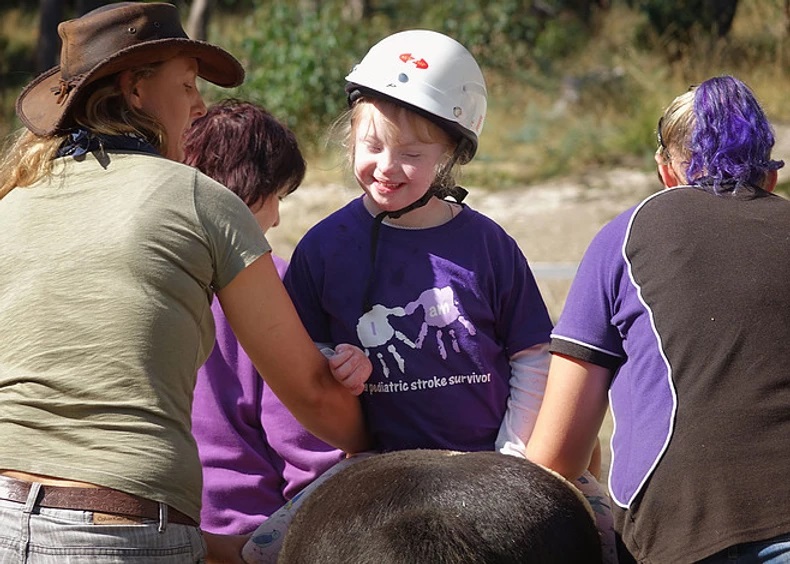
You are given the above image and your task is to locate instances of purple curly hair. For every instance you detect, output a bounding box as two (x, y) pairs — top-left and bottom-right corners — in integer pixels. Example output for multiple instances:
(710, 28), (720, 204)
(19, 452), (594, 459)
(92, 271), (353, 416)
(687, 76), (783, 190)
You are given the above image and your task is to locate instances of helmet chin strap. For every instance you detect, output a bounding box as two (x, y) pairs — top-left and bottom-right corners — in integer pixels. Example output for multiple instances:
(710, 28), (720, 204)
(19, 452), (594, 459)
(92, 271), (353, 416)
(362, 144), (468, 312)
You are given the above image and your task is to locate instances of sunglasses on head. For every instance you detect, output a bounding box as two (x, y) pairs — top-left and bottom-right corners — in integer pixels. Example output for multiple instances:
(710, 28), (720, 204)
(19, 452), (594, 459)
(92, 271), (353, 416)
(656, 116), (666, 150)
(655, 116), (667, 184)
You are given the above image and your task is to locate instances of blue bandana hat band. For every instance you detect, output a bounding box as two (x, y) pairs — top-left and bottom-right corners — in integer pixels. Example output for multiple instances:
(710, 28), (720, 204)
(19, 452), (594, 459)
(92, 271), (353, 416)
(56, 128), (159, 158)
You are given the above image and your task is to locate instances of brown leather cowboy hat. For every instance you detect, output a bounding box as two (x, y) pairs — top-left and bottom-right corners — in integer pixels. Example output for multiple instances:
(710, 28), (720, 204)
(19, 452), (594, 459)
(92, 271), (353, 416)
(16, 1), (245, 136)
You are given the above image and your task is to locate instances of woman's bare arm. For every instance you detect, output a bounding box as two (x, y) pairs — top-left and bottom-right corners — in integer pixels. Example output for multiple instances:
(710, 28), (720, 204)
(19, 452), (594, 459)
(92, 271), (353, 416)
(525, 353), (611, 480)
(218, 254), (371, 454)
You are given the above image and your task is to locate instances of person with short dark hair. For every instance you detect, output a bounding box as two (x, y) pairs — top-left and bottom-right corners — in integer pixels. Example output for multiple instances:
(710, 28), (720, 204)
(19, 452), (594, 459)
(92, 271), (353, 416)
(182, 99), (345, 560)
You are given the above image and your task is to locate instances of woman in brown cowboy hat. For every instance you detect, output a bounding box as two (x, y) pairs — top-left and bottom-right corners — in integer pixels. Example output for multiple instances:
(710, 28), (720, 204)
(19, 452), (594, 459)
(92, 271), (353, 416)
(0, 2), (370, 562)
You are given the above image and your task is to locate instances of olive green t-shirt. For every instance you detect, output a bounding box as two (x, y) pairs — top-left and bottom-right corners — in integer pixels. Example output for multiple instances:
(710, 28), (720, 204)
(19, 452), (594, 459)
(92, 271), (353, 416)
(0, 151), (270, 521)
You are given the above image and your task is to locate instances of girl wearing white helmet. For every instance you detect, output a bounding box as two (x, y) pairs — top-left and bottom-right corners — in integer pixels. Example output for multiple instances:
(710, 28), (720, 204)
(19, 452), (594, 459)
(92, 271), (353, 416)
(243, 29), (615, 563)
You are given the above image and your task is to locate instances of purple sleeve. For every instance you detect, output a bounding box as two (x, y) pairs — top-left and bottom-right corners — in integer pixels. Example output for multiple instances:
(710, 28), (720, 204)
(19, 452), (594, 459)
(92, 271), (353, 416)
(495, 239), (553, 354)
(266, 254), (344, 496)
(192, 300), (286, 534)
(193, 254), (343, 533)
(271, 253), (289, 279)
(261, 386), (345, 499)
(550, 211), (632, 369)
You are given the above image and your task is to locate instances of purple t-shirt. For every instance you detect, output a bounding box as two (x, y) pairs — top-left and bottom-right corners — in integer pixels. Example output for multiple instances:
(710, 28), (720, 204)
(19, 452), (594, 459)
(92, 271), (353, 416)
(284, 197), (552, 453)
(550, 204), (674, 508)
(192, 254), (344, 535)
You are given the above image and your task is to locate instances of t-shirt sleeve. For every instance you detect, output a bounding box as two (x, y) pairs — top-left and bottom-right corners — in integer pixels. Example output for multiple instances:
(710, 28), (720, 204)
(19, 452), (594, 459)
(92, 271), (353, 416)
(490, 230), (553, 355)
(260, 384), (344, 500)
(550, 213), (629, 370)
(193, 173), (271, 290)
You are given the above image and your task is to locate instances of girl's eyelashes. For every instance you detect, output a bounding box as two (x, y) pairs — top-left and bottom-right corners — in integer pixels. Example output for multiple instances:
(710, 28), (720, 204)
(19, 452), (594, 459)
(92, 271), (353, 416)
(358, 138), (382, 152)
(358, 135), (428, 158)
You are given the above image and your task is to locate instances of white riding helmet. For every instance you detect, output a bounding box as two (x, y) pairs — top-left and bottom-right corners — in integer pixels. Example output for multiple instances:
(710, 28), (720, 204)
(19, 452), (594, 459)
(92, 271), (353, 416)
(345, 29), (487, 163)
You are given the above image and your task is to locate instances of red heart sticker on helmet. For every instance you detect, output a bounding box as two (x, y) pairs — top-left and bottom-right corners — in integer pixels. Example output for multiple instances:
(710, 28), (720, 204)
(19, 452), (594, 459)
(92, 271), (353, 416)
(399, 53), (414, 62)
(414, 59), (428, 69)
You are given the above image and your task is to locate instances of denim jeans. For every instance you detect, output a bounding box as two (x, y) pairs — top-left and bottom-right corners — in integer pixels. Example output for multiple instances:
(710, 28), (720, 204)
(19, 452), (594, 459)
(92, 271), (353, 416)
(697, 533), (790, 564)
(0, 484), (205, 563)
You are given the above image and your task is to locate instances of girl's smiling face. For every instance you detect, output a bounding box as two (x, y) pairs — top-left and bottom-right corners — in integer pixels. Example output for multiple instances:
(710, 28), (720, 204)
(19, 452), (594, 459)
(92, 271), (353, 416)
(353, 99), (451, 215)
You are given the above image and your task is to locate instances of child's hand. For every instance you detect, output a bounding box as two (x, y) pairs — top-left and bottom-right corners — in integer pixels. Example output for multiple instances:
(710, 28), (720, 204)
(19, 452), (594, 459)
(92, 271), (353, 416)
(327, 344), (371, 396)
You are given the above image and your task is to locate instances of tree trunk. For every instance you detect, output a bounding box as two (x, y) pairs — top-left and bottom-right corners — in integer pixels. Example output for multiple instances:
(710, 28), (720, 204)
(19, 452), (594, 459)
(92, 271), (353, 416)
(343, 0), (370, 21)
(785, 0), (790, 37)
(36, 0), (64, 72)
(186, 0), (212, 41)
(36, 0), (110, 72)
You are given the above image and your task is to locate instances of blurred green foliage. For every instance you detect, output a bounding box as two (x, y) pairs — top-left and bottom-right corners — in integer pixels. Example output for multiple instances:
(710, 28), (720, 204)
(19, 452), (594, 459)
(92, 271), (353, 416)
(229, 2), (381, 143)
(5, 0), (790, 187)
(225, 0), (599, 147)
(627, 0), (738, 41)
(372, 0), (589, 73)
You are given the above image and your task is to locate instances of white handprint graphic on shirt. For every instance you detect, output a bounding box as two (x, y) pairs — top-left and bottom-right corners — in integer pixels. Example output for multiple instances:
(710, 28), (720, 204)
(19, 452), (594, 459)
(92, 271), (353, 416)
(356, 304), (415, 378)
(405, 286), (476, 359)
(356, 286), (476, 377)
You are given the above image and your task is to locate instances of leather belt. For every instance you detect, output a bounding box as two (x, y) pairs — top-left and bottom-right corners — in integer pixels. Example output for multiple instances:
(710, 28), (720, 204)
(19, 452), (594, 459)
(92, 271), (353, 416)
(0, 475), (197, 527)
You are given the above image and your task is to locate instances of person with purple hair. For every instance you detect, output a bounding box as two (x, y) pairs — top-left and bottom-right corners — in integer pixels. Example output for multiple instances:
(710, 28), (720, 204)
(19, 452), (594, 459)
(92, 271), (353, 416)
(526, 75), (790, 563)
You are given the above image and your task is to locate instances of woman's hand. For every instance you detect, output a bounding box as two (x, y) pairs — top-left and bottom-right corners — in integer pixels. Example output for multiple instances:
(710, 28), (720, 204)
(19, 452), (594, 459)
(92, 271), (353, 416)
(328, 344), (372, 396)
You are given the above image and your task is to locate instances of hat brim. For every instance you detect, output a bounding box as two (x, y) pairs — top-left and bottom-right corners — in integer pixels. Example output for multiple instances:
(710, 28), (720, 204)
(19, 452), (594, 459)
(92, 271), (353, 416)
(16, 38), (244, 136)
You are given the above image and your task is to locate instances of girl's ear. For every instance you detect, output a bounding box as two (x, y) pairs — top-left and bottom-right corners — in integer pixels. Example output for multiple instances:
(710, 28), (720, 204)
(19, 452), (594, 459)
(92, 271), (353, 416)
(119, 70), (143, 110)
(654, 152), (680, 188)
(763, 169), (778, 193)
